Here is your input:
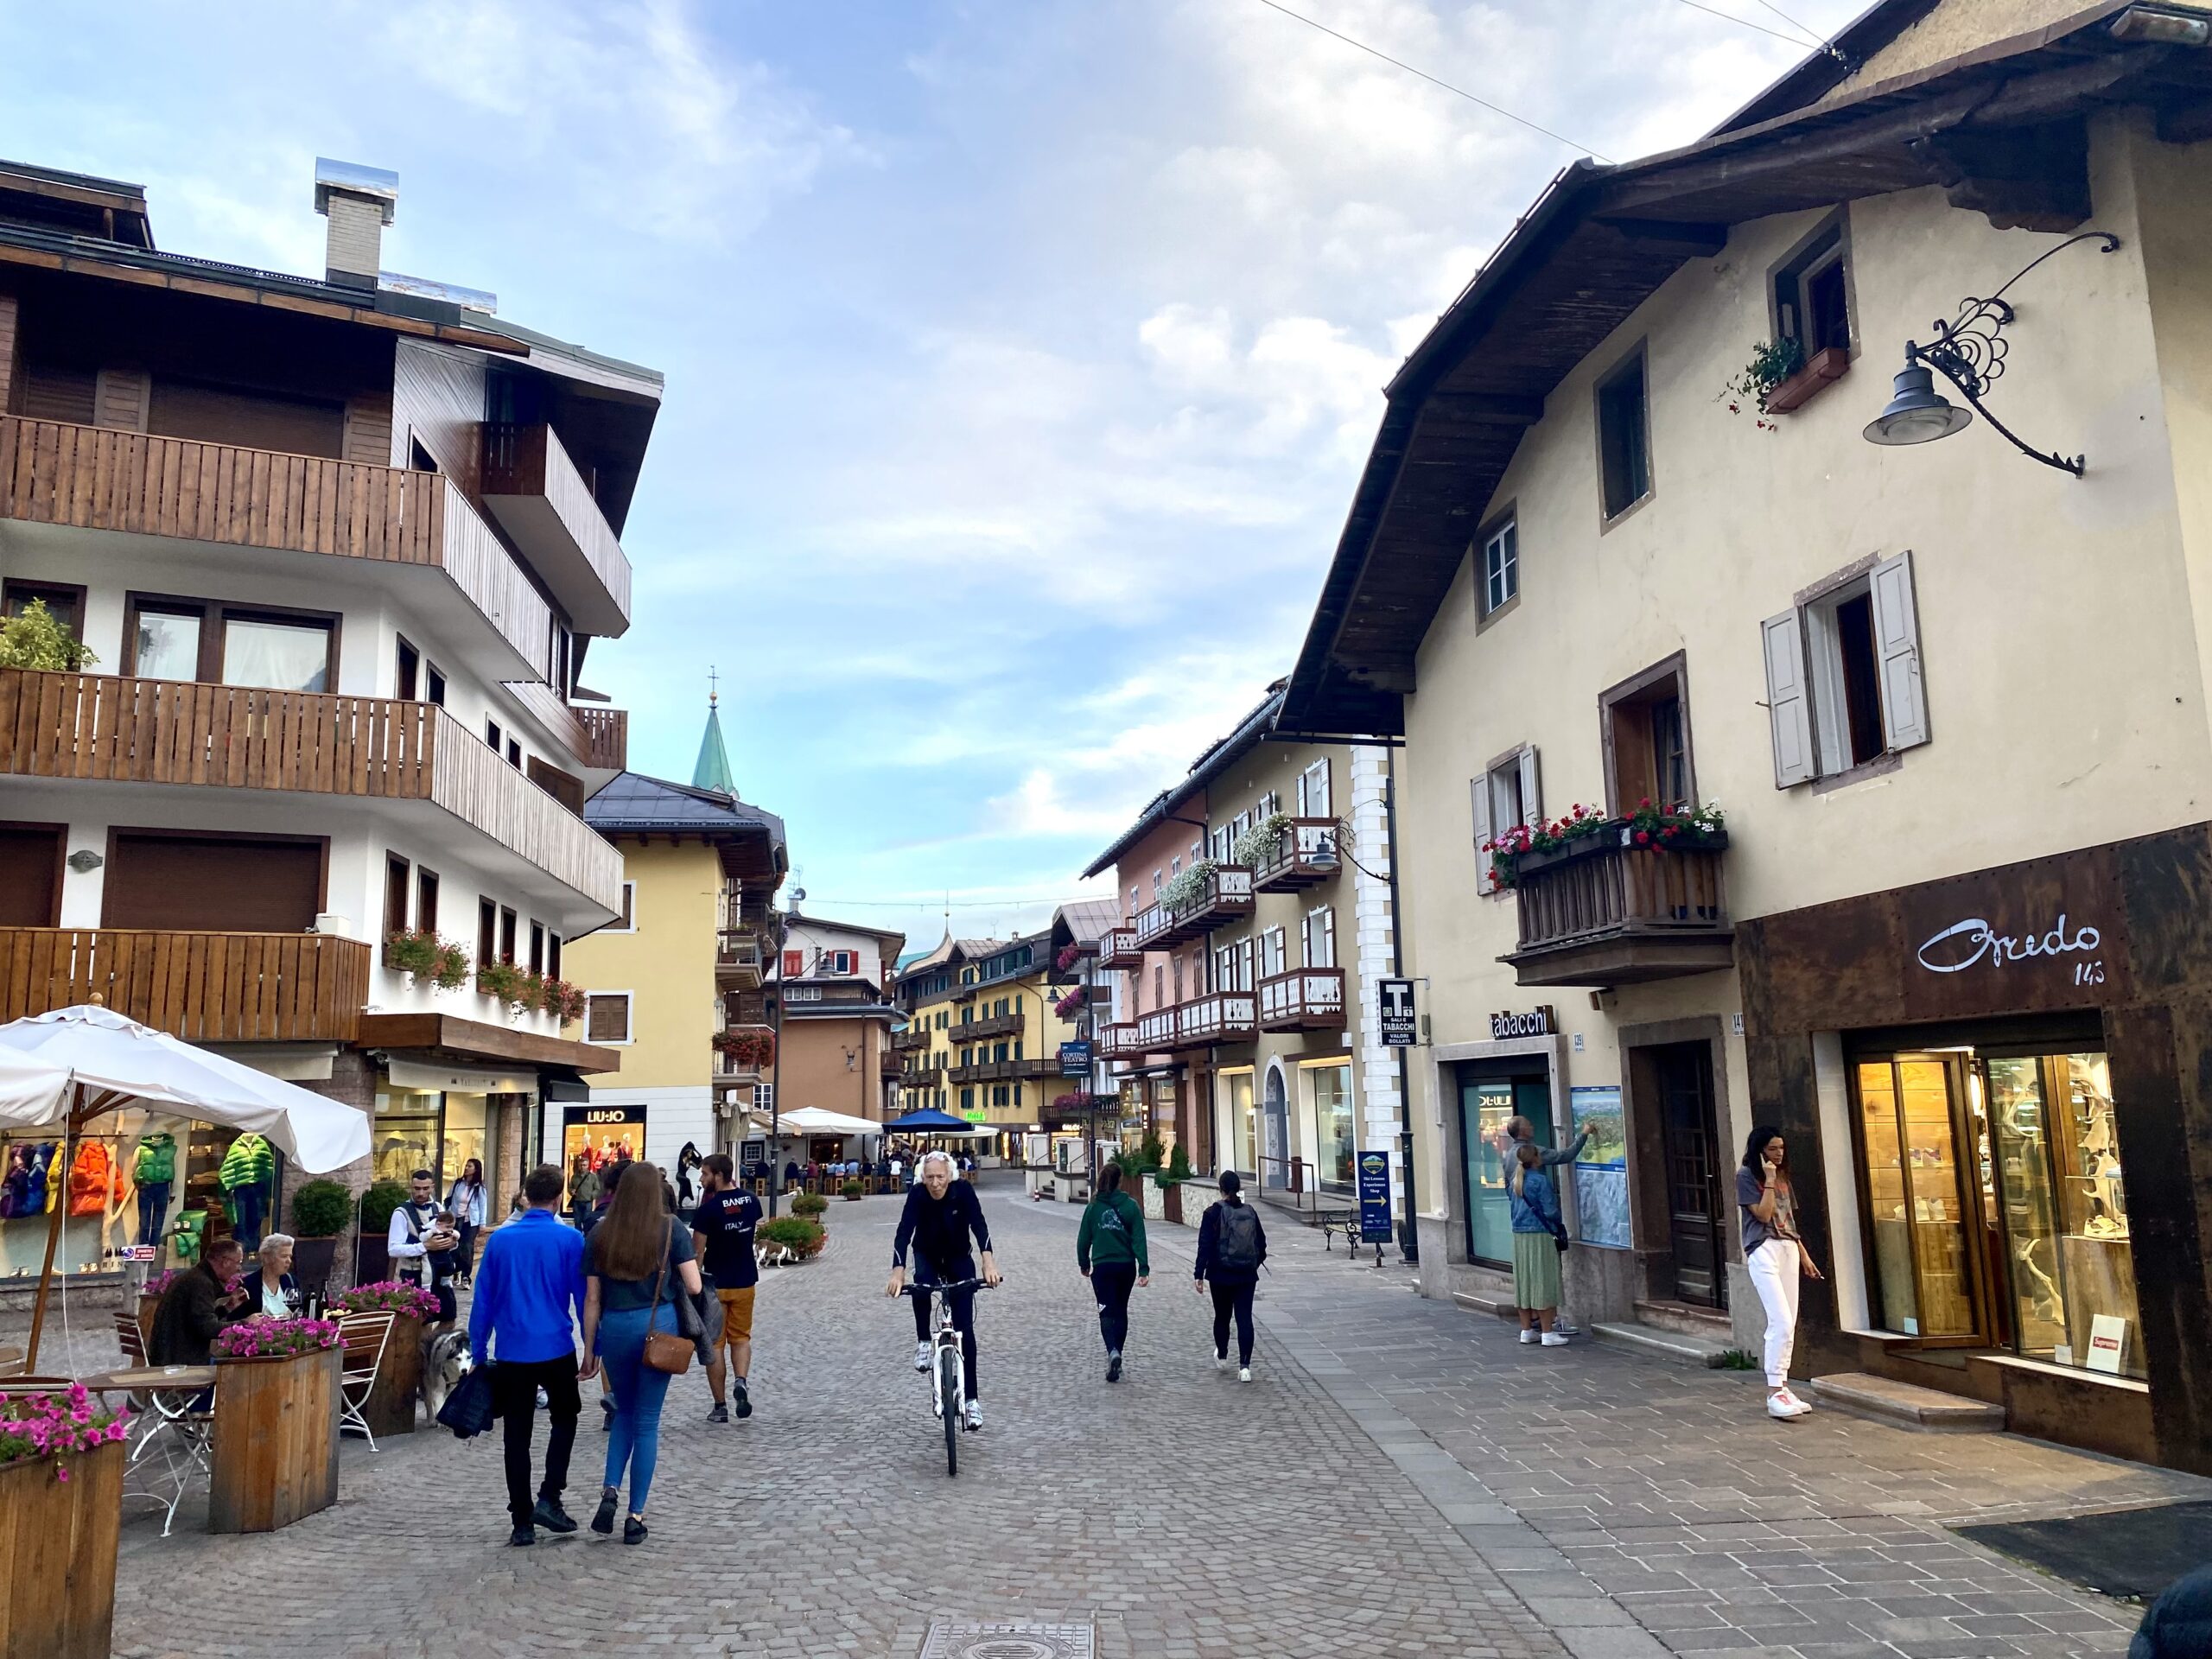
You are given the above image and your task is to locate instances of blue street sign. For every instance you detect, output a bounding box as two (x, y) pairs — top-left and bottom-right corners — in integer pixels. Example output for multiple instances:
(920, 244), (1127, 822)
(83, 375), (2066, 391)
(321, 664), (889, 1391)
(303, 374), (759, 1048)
(1357, 1148), (1393, 1243)
(1058, 1039), (1093, 1077)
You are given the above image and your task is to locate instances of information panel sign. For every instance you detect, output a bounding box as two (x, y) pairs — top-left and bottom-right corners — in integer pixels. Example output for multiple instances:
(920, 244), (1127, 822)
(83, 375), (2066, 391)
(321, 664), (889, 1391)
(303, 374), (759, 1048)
(1357, 1148), (1394, 1243)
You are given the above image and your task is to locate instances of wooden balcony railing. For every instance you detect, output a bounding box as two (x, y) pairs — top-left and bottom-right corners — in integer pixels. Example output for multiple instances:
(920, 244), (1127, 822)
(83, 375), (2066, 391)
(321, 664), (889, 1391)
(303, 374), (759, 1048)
(879, 1049), (903, 1079)
(0, 669), (623, 914)
(1250, 818), (1341, 893)
(1503, 833), (1733, 988)
(577, 705), (627, 772)
(958, 1008), (1025, 1042)
(903, 1055), (944, 1085)
(0, 415), (556, 681)
(947, 1057), (1058, 1086)
(893, 1027), (931, 1053)
(1135, 990), (1256, 1052)
(481, 421), (632, 635)
(1098, 1021), (1144, 1061)
(715, 931), (764, 989)
(1133, 866), (1254, 951)
(0, 927), (370, 1042)
(1257, 967), (1346, 1032)
(1097, 926), (1141, 969)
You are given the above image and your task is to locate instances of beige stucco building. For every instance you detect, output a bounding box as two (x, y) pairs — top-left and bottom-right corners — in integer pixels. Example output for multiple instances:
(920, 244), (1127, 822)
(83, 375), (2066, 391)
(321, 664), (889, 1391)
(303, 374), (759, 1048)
(1279, 1), (2212, 1473)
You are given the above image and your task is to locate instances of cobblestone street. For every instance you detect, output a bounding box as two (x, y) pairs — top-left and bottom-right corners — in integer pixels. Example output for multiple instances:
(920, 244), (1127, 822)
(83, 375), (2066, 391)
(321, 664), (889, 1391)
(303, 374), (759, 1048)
(105, 1181), (2208, 1658)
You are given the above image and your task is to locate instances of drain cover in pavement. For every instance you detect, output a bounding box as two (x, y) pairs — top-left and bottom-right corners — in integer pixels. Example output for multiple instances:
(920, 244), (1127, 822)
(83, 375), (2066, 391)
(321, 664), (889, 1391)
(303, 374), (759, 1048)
(919, 1622), (1095, 1659)
(1953, 1501), (2212, 1599)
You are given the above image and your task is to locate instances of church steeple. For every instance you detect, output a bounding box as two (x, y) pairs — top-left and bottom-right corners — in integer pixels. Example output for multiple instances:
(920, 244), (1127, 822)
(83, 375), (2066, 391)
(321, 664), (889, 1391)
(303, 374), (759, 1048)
(692, 668), (736, 796)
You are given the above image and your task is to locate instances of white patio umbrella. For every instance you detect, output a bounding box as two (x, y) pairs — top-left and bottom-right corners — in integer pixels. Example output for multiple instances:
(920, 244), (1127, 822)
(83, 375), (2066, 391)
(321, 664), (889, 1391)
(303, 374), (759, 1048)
(778, 1106), (882, 1137)
(0, 1004), (373, 1370)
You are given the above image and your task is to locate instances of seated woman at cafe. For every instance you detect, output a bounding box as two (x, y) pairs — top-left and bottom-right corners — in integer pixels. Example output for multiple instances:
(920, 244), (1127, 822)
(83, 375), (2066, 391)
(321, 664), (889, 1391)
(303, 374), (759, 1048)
(243, 1232), (301, 1319)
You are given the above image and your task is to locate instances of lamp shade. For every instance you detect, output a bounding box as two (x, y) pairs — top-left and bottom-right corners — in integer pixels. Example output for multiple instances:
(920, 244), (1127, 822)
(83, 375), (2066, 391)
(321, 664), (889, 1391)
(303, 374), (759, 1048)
(1865, 354), (1972, 447)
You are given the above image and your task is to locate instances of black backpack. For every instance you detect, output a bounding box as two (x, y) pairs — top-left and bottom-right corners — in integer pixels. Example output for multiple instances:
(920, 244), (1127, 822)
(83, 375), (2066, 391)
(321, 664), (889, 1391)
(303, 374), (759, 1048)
(1216, 1201), (1261, 1269)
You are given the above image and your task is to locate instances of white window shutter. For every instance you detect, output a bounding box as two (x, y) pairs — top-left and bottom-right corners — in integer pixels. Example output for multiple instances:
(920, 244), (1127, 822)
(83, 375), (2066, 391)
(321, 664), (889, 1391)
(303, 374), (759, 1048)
(1517, 747), (1542, 824)
(1762, 609), (1817, 787)
(1870, 550), (1930, 752)
(1471, 775), (1496, 894)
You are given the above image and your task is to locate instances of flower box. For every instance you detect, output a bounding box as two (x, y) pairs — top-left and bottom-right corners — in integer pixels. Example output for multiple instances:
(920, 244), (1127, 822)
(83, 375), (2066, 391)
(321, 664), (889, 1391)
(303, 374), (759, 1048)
(0, 1438), (124, 1656)
(1764, 345), (1851, 414)
(209, 1344), (341, 1533)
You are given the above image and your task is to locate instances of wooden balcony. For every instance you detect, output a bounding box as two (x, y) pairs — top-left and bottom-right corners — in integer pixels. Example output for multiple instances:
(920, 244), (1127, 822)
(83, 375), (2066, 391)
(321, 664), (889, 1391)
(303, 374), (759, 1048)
(1258, 967), (1346, 1033)
(1503, 832), (1733, 988)
(1097, 926), (1141, 969)
(577, 705), (627, 772)
(715, 930), (764, 990)
(480, 422), (632, 637)
(0, 669), (623, 914)
(1135, 990), (1257, 1052)
(1098, 1021), (1145, 1062)
(1250, 818), (1341, 893)
(1133, 866), (1254, 951)
(947, 1057), (1058, 1086)
(893, 1027), (931, 1053)
(959, 1008), (1025, 1042)
(0, 927), (370, 1043)
(902, 1054), (944, 1086)
(879, 1048), (902, 1080)
(0, 415), (556, 681)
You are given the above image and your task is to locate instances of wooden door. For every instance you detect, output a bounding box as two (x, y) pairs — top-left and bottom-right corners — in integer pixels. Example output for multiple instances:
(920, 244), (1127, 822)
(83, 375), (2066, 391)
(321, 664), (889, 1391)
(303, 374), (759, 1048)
(1655, 1042), (1725, 1307)
(0, 823), (62, 925)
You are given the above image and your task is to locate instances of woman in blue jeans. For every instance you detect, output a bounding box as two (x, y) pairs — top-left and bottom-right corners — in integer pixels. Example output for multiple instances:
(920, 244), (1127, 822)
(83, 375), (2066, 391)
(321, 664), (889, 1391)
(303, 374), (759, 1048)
(580, 1160), (702, 1545)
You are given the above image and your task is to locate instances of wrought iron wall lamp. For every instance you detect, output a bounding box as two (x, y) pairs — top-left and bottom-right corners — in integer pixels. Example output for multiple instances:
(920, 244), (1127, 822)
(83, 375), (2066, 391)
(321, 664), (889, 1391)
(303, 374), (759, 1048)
(1863, 231), (2121, 477)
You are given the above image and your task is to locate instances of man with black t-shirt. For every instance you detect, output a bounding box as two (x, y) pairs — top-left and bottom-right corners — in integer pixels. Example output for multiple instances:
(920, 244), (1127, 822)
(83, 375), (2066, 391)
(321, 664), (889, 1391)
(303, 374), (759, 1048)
(690, 1154), (762, 1423)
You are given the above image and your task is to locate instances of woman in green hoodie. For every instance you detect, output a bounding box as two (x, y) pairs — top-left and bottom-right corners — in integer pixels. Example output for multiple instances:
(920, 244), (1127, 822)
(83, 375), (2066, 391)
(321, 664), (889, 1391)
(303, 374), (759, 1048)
(1076, 1165), (1150, 1382)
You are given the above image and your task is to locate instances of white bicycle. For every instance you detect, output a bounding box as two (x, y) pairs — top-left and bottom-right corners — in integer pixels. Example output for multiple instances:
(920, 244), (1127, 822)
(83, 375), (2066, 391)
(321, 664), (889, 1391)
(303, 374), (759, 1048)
(902, 1277), (995, 1476)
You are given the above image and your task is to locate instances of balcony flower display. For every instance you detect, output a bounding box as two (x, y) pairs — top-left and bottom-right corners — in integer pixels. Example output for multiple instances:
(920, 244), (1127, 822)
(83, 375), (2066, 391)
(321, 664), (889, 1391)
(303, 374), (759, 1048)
(1053, 988), (1085, 1019)
(537, 976), (587, 1023)
(385, 929), (472, 989)
(475, 959), (528, 1006)
(713, 1029), (776, 1069)
(1160, 857), (1218, 917)
(213, 1316), (343, 1360)
(332, 1281), (442, 1322)
(1484, 801), (1726, 889)
(1232, 810), (1294, 869)
(0, 1382), (129, 1478)
(1051, 1091), (1098, 1113)
(1054, 943), (1084, 973)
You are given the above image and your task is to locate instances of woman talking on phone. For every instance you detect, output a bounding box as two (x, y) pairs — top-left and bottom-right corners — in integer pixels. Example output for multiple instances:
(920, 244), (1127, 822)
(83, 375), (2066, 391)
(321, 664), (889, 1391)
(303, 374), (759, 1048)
(1738, 1125), (1822, 1420)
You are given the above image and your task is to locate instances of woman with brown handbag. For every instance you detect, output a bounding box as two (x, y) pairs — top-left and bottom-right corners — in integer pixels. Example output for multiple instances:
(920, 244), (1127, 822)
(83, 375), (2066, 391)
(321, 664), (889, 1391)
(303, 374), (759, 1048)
(580, 1161), (702, 1545)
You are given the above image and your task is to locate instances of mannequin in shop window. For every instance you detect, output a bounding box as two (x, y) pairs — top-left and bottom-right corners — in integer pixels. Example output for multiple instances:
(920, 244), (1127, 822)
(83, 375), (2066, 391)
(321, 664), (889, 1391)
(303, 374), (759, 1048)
(134, 1131), (177, 1247)
(219, 1132), (275, 1252)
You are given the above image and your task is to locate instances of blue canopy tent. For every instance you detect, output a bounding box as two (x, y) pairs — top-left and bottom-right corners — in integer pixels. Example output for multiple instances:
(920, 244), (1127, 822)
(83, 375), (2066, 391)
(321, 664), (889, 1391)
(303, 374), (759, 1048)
(884, 1109), (972, 1130)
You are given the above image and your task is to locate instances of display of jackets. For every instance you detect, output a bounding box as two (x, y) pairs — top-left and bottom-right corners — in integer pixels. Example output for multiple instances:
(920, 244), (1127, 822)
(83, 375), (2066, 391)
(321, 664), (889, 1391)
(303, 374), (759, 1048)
(135, 1133), (177, 1186)
(23, 1142), (53, 1216)
(218, 1133), (274, 1194)
(67, 1140), (115, 1217)
(0, 1146), (30, 1219)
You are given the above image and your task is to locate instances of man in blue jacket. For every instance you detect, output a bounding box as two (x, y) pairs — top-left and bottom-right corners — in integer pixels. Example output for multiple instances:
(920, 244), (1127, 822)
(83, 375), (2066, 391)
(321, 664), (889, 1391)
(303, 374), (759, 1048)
(469, 1163), (589, 1547)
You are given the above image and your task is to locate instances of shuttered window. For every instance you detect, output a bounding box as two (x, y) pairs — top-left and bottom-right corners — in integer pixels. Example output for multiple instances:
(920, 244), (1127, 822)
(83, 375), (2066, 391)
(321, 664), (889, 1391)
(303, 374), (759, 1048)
(1762, 550), (1928, 787)
(1471, 747), (1541, 894)
(585, 994), (632, 1045)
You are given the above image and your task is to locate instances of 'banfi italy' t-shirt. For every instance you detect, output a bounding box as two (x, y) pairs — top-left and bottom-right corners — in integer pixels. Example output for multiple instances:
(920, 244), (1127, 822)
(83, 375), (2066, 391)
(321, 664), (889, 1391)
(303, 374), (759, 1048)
(692, 1188), (762, 1290)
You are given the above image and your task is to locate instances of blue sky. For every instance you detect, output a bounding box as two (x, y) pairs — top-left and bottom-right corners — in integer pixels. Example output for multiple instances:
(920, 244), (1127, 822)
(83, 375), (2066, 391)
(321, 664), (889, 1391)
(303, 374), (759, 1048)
(1, 0), (1861, 949)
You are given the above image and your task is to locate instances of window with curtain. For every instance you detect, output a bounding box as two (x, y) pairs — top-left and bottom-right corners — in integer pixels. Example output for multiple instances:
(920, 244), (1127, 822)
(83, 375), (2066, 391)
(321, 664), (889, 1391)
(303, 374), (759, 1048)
(222, 615), (331, 692)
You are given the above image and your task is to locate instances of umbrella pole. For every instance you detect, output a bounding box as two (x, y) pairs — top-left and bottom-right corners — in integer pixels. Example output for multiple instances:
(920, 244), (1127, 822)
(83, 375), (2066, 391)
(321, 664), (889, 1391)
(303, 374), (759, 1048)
(24, 1083), (82, 1375)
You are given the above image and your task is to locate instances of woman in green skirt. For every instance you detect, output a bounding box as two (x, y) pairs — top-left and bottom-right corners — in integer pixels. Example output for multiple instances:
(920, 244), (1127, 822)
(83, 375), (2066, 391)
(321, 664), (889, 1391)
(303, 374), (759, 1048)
(1509, 1142), (1568, 1346)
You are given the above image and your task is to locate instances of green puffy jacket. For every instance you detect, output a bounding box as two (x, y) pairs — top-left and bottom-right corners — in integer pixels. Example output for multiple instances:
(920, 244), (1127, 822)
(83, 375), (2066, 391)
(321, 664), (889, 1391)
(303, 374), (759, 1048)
(1077, 1189), (1148, 1274)
(135, 1133), (177, 1185)
(218, 1133), (273, 1192)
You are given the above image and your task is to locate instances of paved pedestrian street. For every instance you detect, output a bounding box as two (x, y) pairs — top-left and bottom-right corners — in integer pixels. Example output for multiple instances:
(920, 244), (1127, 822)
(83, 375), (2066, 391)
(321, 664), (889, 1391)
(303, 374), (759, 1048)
(109, 1182), (2207, 1659)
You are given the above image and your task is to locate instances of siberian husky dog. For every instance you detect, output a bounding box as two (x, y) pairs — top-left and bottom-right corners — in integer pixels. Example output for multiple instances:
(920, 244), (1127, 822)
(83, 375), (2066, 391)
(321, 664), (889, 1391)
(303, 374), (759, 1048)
(422, 1327), (474, 1419)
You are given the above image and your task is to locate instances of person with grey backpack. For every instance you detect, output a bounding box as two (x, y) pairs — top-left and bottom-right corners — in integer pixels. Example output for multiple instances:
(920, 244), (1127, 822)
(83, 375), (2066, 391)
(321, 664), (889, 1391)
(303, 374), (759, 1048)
(1193, 1169), (1267, 1382)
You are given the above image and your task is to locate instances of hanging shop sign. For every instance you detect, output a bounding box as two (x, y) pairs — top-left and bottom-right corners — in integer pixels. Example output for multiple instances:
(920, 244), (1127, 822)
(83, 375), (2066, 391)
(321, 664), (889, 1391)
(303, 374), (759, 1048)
(1058, 1039), (1093, 1077)
(1490, 1006), (1557, 1040)
(562, 1103), (645, 1173)
(1378, 978), (1417, 1047)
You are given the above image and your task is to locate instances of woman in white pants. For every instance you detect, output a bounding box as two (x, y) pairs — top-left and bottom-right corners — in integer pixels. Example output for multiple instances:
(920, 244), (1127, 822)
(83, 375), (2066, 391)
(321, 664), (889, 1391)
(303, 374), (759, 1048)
(1737, 1126), (1823, 1420)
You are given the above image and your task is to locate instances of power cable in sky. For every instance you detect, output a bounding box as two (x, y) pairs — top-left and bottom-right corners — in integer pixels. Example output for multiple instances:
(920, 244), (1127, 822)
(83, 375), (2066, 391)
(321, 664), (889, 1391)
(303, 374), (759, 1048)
(1250, 0), (1611, 162)
(1671, 0), (1819, 48)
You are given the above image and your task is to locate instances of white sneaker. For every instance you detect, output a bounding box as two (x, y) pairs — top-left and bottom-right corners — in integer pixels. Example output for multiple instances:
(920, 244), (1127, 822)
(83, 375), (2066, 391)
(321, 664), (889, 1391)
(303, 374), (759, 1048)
(1518, 1328), (1539, 1344)
(1540, 1332), (1570, 1346)
(914, 1340), (931, 1373)
(1778, 1387), (1814, 1416)
(1213, 1351), (1228, 1371)
(1237, 1366), (1253, 1383)
(963, 1399), (983, 1431)
(1767, 1389), (1810, 1420)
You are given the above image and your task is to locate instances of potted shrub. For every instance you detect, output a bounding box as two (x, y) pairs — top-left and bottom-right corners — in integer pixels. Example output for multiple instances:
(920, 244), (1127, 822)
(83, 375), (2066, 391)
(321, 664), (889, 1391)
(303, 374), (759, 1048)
(332, 1282), (440, 1438)
(353, 1179), (408, 1286)
(840, 1179), (864, 1201)
(0, 1382), (129, 1656)
(208, 1318), (343, 1532)
(288, 1179), (351, 1293)
(791, 1192), (829, 1221)
(756, 1217), (824, 1263)
(0, 597), (98, 671)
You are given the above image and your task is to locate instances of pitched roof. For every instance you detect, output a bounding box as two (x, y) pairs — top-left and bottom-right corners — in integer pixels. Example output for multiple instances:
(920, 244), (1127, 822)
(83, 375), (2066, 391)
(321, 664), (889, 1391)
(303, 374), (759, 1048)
(1052, 898), (1124, 945)
(1278, 0), (2204, 738)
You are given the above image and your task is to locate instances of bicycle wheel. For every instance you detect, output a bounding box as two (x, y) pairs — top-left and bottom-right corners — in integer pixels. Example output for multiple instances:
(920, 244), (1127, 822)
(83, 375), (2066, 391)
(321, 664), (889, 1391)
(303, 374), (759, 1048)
(939, 1346), (961, 1477)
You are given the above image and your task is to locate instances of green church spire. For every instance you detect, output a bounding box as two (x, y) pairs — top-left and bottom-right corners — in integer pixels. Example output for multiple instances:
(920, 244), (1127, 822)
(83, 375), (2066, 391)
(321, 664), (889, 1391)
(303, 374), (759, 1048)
(692, 670), (735, 795)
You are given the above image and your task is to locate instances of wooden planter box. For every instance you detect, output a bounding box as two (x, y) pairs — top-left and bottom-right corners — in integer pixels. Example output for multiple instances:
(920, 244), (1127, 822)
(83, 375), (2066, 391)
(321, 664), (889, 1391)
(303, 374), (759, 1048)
(1764, 344), (1851, 414)
(210, 1344), (340, 1534)
(357, 1312), (424, 1438)
(0, 1440), (124, 1658)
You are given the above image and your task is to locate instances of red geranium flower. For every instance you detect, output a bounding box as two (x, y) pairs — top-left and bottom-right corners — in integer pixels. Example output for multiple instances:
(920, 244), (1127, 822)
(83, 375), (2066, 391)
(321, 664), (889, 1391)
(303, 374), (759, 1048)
(1636, 830), (1651, 846)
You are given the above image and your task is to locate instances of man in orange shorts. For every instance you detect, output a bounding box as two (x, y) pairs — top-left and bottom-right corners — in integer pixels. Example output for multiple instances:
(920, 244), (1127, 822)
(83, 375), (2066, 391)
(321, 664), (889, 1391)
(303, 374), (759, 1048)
(690, 1153), (763, 1422)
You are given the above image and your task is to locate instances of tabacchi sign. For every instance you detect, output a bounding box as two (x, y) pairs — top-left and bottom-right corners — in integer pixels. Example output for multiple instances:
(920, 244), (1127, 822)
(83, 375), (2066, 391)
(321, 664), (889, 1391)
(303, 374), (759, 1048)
(1914, 912), (2104, 984)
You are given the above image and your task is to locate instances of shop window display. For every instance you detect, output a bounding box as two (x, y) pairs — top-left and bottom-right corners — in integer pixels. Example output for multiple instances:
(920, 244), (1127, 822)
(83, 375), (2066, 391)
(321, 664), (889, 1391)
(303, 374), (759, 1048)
(374, 1088), (442, 1186)
(0, 1130), (132, 1280)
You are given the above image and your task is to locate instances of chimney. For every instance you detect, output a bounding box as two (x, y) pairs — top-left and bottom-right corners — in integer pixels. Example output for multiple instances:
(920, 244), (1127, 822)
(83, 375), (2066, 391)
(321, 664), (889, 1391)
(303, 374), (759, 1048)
(313, 158), (398, 292)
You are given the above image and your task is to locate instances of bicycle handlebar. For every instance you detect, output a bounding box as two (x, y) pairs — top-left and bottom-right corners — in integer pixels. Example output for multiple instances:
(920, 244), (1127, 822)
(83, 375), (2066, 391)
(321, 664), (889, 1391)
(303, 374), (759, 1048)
(898, 1278), (999, 1296)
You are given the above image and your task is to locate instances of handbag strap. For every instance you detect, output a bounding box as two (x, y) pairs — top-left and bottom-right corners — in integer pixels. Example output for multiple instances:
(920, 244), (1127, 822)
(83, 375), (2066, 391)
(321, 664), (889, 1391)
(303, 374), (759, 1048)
(645, 1220), (673, 1332)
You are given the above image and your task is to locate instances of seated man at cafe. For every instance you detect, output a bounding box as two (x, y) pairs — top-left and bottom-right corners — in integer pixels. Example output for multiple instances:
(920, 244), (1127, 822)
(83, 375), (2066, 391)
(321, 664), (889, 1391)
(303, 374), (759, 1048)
(151, 1236), (252, 1366)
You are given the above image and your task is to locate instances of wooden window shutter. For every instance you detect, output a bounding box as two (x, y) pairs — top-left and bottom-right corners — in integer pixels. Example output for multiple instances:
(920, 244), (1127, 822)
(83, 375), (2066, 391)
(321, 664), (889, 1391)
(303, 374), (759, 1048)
(1471, 776), (1495, 894)
(1869, 550), (1929, 752)
(92, 369), (149, 432)
(587, 994), (630, 1044)
(1761, 609), (1818, 786)
(784, 950), (804, 977)
(1516, 747), (1542, 825)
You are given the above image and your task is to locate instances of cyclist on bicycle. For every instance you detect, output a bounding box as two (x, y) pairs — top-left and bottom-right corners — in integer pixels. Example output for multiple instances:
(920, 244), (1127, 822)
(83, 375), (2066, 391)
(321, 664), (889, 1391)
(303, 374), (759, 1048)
(885, 1149), (1001, 1430)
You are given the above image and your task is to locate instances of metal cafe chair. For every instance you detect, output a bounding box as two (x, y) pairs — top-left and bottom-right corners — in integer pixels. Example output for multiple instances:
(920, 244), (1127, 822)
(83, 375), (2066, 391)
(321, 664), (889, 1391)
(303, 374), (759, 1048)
(337, 1310), (395, 1451)
(99, 1314), (216, 1538)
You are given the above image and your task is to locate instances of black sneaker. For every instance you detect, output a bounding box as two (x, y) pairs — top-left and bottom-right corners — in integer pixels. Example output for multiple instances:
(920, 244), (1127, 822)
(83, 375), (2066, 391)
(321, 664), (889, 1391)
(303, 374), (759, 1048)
(509, 1524), (536, 1548)
(622, 1516), (648, 1546)
(531, 1497), (576, 1535)
(734, 1380), (753, 1420)
(590, 1488), (619, 1535)
(707, 1402), (729, 1424)
(600, 1398), (614, 1433)
(1107, 1351), (1122, 1382)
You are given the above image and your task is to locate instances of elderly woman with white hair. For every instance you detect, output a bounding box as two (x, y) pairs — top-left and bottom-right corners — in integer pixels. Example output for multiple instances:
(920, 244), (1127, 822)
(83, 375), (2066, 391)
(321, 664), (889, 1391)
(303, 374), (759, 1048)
(885, 1149), (1001, 1431)
(240, 1232), (301, 1319)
